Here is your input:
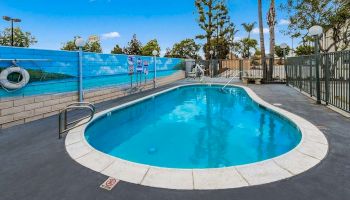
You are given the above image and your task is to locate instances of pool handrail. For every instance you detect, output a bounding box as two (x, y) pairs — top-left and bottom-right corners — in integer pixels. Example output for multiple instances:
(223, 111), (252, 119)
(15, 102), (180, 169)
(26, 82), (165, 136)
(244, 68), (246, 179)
(222, 71), (243, 90)
(58, 102), (95, 139)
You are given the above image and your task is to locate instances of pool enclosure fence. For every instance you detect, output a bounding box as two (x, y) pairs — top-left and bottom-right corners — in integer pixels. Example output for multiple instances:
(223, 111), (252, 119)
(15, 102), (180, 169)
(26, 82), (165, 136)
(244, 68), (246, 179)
(286, 50), (350, 113)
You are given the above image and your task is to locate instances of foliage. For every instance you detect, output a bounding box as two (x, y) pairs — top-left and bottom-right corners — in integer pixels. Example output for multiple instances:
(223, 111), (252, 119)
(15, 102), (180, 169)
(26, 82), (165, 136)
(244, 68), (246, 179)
(235, 38), (258, 58)
(61, 36), (102, 53)
(84, 41), (102, 53)
(295, 45), (315, 56)
(141, 39), (161, 56)
(204, 37), (230, 59)
(166, 39), (201, 59)
(111, 44), (124, 54)
(61, 38), (79, 51)
(275, 45), (291, 58)
(195, 0), (235, 59)
(0, 27), (37, 47)
(241, 22), (256, 39)
(123, 34), (142, 55)
(282, 0), (350, 52)
(240, 22), (257, 58)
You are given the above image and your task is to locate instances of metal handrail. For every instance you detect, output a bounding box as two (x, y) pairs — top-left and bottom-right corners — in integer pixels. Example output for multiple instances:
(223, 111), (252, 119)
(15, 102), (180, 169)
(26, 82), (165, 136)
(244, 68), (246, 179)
(222, 71), (242, 90)
(58, 102), (95, 139)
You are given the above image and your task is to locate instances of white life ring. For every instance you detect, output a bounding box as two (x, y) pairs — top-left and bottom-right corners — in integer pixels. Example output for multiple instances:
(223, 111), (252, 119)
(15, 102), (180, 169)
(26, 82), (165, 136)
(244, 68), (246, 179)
(0, 67), (30, 90)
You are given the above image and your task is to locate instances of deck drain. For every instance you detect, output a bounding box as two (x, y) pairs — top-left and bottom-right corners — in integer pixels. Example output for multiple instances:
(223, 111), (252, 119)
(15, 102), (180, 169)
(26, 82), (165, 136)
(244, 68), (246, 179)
(100, 177), (119, 191)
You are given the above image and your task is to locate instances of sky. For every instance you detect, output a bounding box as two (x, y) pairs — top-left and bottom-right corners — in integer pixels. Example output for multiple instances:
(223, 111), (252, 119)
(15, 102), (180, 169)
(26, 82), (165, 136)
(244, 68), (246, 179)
(0, 0), (296, 55)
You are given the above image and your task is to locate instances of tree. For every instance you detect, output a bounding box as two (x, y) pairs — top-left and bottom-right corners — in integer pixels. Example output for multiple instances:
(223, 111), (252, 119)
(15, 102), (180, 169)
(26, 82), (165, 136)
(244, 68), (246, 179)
(241, 22), (256, 57)
(111, 44), (124, 54)
(61, 36), (80, 51)
(275, 45), (291, 58)
(295, 45), (314, 56)
(234, 38), (258, 58)
(123, 34), (142, 55)
(282, 0), (350, 52)
(166, 39), (201, 59)
(241, 22), (256, 39)
(267, 0), (276, 79)
(204, 37), (230, 59)
(258, 0), (267, 77)
(275, 44), (291, 64)
(61, 36), (102, 53)
(84, 41), (102, 53)
(0, 27), (37, 47)
(195, 0), (229, 59)
(141, 39), (161, 56)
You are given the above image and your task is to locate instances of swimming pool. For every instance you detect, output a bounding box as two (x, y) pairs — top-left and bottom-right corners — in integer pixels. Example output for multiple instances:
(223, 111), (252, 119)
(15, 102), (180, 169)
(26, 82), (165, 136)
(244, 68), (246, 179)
(85, 85), (302, 169)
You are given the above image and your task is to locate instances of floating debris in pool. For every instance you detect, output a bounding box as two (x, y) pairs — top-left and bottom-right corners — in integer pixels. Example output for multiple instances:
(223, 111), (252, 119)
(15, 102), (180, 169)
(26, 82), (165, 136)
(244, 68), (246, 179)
(148, 147), (157, 154)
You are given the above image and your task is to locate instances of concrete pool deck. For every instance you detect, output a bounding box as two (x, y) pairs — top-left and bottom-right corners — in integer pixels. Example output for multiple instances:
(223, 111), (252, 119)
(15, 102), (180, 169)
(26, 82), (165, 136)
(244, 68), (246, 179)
(0, 80), (349, 199)
(65, 83), (328, 190)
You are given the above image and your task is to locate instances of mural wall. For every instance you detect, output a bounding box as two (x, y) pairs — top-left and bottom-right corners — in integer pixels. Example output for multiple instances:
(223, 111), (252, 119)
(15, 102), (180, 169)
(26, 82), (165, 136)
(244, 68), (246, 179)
(0, 46), (184, 98)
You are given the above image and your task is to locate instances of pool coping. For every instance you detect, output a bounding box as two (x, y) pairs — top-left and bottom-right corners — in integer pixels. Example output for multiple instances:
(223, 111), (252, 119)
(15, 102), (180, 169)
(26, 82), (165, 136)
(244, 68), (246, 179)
(64, 83), (329, 190)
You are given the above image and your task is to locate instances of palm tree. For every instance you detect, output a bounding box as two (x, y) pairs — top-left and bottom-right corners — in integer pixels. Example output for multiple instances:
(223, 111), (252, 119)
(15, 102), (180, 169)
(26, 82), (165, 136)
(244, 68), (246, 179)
(258, 0), (267, 80)
(241, 22), (256, 39)
(241, 22), (256, 58)
(267, 0), (276, 80)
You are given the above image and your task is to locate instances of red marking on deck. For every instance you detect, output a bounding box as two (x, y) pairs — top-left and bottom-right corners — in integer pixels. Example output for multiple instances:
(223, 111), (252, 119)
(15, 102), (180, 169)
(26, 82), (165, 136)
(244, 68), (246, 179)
(100, 177), (119, 191)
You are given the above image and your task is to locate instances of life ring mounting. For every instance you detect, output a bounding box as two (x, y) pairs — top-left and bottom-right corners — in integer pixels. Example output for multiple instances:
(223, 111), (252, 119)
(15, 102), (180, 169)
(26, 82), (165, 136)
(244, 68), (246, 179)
(0, 66), (30, 90)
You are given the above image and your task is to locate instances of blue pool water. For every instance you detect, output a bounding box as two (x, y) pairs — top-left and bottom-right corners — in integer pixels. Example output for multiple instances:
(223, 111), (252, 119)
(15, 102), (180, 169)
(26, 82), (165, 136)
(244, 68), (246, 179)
(0, 70), (177, 98)
(85, 85), (301, 169)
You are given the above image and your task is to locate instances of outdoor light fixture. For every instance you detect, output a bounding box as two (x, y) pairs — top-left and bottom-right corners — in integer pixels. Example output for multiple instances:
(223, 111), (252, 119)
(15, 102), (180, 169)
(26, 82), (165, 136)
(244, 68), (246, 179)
(75, 38), (85, 48)
(280, 43), (289, 86)
(2, 16), (22, 46)
(308, 25), (323, 36)
(152, 50), (158, 89)
(280, 43), (288, 49)
(209, 50), (214, 77)
(152, 50), (158, 56)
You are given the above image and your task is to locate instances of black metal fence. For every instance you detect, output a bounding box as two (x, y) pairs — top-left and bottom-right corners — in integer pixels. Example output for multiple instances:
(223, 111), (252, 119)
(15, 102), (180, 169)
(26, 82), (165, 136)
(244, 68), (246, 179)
(286, 50), (350, 113)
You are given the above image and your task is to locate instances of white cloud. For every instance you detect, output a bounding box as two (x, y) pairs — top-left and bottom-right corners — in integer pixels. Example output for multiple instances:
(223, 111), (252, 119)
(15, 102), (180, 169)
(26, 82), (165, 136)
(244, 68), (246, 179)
(252, 27), (269, 34)
(279, 19), (290, 26)
(101, 32), (121, 39)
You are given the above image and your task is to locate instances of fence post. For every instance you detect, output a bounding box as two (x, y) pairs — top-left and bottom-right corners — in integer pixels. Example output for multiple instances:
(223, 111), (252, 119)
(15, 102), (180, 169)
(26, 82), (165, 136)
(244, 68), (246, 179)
(239, 59), (243, 80)
(299, 61), (302, 91)
(325, 54), (330, 105)
(309, 56), (313, 97)
(284, 51), (288, 86)
(314, 37), (321, 104)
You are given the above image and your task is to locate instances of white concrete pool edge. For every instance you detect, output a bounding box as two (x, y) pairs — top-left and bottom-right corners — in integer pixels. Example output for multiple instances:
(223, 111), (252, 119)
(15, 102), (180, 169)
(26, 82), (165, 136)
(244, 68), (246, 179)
(64, 84), (329, 190)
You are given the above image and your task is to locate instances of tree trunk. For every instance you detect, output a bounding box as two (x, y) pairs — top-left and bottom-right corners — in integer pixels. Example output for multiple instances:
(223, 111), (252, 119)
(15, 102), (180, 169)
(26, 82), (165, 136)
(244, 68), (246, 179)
(267, 0), (276, 80)
(258, 0), (267, 80)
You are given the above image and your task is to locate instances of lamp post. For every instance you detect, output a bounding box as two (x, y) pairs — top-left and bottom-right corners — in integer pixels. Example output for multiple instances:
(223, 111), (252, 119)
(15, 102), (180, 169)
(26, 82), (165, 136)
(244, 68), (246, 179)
(280, 43), (288, 86)
(2, 16), (21, 46)
(152, 50), (158, 89)
(75, 38), (85, 102)
(209, 50), (214, 77)
(308, 25), (323, 104)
